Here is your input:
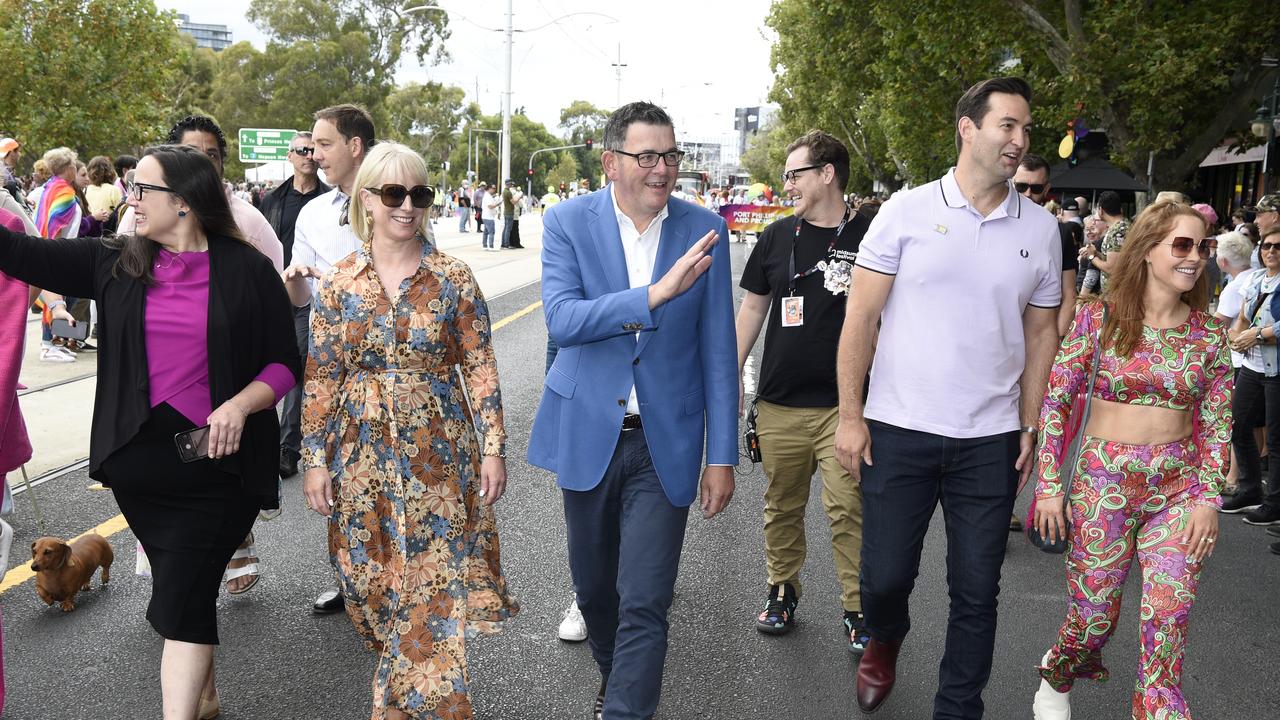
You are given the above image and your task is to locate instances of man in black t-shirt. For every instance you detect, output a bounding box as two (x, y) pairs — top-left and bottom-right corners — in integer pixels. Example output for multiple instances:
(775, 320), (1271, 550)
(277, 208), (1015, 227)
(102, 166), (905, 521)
(736, 130), (872, 653)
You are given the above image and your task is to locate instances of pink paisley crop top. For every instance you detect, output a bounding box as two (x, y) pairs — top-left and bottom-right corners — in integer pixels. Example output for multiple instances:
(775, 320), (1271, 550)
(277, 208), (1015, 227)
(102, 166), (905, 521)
(1035, 301), (1233, 505)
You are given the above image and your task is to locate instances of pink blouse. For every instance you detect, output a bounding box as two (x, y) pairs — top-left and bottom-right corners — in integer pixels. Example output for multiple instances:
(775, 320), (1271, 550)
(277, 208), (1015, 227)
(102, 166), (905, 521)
(146, 249), (294, 426)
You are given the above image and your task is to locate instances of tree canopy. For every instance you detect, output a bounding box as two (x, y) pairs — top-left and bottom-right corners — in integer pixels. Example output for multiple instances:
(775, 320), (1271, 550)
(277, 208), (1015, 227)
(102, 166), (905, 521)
(0, 0), (190, 162)
(768, 0), (1280, 192)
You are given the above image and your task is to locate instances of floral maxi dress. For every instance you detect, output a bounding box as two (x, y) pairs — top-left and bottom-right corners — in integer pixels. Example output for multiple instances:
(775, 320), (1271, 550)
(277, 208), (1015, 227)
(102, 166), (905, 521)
(302, 237), (518, 720)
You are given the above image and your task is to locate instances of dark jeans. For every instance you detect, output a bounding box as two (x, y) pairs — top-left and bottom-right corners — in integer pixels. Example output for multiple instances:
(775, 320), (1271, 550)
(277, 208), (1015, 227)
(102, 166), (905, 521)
(860, 420), (1019, 720)
(545, 337), (559, 375)
(501, 216), (513, 247)
(1231, 366), (1280, 507)
(563, 428), (689, 720)
(279, 303), (311, 453)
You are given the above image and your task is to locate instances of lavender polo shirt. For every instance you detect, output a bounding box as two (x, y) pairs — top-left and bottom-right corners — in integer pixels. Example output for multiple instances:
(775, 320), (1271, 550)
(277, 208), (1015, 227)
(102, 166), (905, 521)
(855, 168), (1062, 438)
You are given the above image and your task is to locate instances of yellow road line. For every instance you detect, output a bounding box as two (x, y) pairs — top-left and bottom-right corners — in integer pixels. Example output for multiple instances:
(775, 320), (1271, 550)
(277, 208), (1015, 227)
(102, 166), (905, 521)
(0, 300), (544, 596)
(0, 514), (129, 594)
(491, 300), (542, 331)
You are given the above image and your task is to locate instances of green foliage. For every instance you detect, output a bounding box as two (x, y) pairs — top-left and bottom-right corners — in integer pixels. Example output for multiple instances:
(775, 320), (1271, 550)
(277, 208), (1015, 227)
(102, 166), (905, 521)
(386, 82), (472, 184)
(739, 121), (790, 186)
(546, 152), (579, 192)
(0, 0), (189, 163)
(768, 0), (1280, 190)
(559, 100), (609, 188)
(449, 111), (566, 190)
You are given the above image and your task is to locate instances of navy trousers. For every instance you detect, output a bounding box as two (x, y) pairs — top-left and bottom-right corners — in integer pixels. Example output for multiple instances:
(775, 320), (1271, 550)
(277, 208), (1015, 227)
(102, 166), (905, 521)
(859, 420), (1019, 720)
(563, 427), (689, 720)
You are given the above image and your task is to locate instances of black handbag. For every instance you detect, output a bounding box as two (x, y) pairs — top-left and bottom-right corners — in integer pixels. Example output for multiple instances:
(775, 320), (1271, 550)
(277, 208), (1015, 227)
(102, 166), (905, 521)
(1028, 307), (1106, 554)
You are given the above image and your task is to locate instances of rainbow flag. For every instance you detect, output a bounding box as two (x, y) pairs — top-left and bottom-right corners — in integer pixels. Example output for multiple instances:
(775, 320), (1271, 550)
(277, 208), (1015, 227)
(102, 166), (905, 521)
(35, 176), (77, 239)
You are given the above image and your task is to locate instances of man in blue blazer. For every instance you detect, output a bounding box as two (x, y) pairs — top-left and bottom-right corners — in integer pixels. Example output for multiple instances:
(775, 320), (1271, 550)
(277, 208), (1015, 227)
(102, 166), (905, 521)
(529, 102), (738, 720)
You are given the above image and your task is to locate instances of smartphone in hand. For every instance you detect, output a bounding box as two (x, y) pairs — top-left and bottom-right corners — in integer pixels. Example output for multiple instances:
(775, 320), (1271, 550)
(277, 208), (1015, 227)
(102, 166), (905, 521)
(51, 318), (89, 341)
(174, 425), (212, 463)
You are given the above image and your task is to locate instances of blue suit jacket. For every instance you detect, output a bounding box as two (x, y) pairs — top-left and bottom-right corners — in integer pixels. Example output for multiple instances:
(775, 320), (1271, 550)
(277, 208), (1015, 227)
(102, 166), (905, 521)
(528, 186), (738, 507)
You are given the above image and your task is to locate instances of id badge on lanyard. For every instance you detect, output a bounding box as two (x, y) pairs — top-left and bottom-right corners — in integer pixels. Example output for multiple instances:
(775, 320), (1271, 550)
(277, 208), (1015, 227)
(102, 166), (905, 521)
(783, 206), (851, 328)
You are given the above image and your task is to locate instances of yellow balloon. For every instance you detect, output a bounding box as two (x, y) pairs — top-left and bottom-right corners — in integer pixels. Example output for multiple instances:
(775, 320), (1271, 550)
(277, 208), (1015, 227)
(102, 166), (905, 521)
(1058, 134), (1075, 159)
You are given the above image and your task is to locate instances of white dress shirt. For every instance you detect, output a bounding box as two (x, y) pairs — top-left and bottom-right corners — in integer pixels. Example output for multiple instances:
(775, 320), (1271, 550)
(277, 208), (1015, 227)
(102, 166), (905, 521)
(611, 185), (667, 414)
(290, 187), (360, 304)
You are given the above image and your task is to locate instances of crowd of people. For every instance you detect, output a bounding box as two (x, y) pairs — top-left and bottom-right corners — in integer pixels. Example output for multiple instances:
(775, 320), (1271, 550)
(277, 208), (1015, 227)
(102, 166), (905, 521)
(0, 72), (1266, 720)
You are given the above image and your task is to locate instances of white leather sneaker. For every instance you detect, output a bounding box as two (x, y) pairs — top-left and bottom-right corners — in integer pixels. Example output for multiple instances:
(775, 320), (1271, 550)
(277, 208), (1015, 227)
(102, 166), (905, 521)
(557, 599), (588, 642)
(1032, 651), (1071, 719)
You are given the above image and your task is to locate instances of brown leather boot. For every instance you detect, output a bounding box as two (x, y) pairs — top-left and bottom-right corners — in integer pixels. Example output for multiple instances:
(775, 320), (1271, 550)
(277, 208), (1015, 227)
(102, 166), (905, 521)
(855, 637), (902, 713)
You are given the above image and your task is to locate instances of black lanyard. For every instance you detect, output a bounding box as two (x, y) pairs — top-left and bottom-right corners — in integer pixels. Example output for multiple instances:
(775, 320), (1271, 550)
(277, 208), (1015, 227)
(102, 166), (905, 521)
(787, 205), (852, 295)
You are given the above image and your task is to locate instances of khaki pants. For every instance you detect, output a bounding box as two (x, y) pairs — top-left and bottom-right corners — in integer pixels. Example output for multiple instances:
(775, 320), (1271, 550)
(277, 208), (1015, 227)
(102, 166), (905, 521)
(757, 400), (863, 611)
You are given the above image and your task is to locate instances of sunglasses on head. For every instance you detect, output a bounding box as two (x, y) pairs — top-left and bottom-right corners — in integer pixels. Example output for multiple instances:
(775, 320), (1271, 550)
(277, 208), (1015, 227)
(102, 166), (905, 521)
(1162, 236), (1216, 258)
(367, 183), (435, 208)
(1014, 182), (1046, 195)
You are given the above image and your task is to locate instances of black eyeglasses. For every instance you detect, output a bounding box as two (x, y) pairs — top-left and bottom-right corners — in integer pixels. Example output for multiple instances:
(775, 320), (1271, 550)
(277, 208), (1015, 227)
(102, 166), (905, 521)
(367, 184), (435, 208)
(781, 164), (826, 184)
(127, 181), (180, 202)
(611, 149), (685, 168)
(1161, 236), (1216, 258)
(289, 147), (314, 156)
(1261, 241), (1280, 252)
(1014, 182), (1047, 195)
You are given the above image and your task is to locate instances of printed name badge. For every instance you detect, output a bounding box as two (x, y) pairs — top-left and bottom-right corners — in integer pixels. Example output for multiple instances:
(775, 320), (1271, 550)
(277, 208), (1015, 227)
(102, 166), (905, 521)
(781, 295), (804, 327)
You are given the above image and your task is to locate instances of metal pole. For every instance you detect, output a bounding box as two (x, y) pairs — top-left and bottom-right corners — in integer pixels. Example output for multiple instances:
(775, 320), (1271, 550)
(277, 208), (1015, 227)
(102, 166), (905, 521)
(466, 128), (473, 183)
(500, 0), (513, 189)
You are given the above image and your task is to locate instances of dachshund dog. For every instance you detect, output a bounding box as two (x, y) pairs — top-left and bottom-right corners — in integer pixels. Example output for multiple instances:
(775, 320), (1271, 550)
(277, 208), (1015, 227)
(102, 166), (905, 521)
(30, 535), (113, 612)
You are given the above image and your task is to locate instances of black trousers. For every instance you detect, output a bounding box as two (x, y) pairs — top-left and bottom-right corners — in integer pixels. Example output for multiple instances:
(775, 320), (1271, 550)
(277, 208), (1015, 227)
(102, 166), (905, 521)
(1231, 366), (1280, 508)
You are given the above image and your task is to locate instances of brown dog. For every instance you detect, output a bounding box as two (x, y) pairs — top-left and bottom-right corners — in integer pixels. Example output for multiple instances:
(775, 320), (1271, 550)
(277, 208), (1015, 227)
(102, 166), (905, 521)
(30, 534), (114, 612)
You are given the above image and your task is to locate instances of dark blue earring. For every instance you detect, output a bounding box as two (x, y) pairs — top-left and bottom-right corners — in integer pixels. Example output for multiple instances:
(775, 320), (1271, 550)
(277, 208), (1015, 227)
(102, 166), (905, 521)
(177, 210), (187, 217)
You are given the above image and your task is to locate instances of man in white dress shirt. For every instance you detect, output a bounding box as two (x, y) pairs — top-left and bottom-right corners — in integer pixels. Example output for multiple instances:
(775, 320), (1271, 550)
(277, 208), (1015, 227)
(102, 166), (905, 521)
(281, 103), (376, 615)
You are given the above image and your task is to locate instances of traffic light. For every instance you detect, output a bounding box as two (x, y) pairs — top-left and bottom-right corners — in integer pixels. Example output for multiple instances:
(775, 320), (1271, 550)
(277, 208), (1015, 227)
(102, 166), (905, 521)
(585, 139), (593, 151)
(527, 168), (534, 177)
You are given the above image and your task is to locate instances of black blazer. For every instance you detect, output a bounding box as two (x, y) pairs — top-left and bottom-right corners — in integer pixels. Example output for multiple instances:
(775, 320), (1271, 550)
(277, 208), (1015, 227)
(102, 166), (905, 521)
(0, 227), (301, 508)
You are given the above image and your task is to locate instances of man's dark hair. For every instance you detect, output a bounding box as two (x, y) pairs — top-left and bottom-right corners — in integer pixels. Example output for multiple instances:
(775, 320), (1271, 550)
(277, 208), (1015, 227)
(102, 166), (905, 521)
(954, 76), (1033, 152)
(1018, 152), (1051, 176)
(167, 115), (228, 160)
(113, 154), (137, 179)
(603, 102), (674, 151)
(787, 129), (851, 192)
(314, 104), (376, 152)
(1098, 190), (1123, 217)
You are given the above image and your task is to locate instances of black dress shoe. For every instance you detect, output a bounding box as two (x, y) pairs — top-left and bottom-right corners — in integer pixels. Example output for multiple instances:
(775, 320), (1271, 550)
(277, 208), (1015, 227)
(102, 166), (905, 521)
(279, 449), (300, 479)
(312, 586), (344, 614)
(593, 680), (605, 720)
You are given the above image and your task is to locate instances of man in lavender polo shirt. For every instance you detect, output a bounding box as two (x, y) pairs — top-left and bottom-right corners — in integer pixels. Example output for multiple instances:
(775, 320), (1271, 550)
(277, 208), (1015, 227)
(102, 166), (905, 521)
(834, 77), (1061, 719)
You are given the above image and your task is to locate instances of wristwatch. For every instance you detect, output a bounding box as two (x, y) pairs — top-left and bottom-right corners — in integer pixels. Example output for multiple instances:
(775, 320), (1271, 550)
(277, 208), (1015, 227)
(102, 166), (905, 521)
(1258, 327), (1265, 343)
(1020, 425), (1037, 437)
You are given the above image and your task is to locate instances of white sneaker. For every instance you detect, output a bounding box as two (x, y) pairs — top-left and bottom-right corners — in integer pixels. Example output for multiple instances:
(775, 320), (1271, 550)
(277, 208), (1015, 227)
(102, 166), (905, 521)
(558, 599), (588, 642)
(1032, 651), (1071, 719)
(41, 346), (76, 362)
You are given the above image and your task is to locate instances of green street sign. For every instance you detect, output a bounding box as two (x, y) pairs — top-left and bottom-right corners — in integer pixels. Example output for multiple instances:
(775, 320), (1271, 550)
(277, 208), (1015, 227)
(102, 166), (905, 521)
(238, 128), (297, 162)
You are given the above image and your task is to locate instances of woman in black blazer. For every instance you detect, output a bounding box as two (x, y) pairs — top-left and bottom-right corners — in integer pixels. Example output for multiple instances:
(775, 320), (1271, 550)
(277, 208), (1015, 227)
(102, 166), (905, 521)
(0, 145), (299, 720)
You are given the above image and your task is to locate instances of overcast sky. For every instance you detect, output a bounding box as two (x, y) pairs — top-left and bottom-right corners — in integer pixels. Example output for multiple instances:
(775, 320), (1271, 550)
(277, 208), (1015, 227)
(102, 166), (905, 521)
(157, 0), (777, 141)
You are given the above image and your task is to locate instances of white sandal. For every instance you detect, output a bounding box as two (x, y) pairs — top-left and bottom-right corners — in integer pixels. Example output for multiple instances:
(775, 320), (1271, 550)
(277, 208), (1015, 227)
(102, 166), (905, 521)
(223, 532), (260, 595)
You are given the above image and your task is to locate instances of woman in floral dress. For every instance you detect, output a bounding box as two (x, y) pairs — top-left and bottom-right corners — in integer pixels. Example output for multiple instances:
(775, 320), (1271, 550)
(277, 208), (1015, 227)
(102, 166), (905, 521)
(301, 143), (518, 720)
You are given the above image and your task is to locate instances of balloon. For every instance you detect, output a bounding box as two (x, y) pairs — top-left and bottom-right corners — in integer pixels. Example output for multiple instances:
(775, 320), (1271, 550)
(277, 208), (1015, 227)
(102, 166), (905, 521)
(1058, 134), (1075, 159)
